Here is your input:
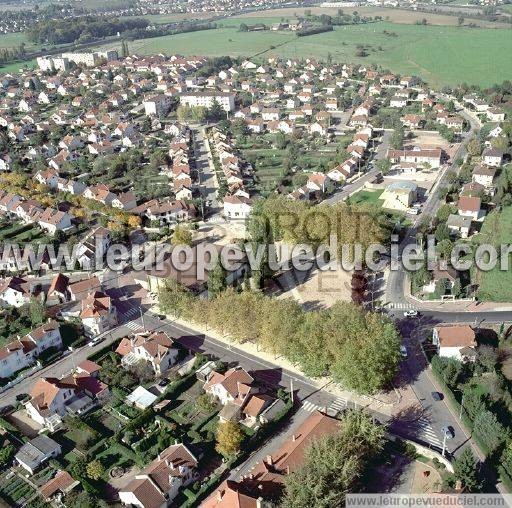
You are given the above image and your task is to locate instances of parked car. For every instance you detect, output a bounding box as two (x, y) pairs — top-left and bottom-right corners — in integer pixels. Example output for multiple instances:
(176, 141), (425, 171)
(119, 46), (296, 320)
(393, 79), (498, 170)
(158, 379), (169, 387)
(88, 336), (104, 347)
(15, 393), (29, 402)
(400, 345), (408, 358)
(431, 391), (443, 401)
(0, 404), (14, 415)
(403, 310), (419, 318)
(441, 426), (455, 439)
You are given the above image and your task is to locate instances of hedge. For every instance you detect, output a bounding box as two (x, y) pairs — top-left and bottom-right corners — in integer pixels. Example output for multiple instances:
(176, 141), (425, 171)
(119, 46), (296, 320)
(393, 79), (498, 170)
(125, 409), (154, 432)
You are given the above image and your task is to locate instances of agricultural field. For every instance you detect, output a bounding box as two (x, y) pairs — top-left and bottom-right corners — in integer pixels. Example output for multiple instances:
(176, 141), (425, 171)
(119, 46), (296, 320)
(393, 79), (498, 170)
(96, 21), (512, 87)
(476, 207), (512, 302)
(237, 6), (510, 28)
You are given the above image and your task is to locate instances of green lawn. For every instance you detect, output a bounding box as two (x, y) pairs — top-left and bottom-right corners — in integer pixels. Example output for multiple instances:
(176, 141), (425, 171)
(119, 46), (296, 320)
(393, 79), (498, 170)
(347, 190), (384, 207)
(96, 21), (512, 87)
(476, 207), (512, 302)
(0, 59), (36, 74)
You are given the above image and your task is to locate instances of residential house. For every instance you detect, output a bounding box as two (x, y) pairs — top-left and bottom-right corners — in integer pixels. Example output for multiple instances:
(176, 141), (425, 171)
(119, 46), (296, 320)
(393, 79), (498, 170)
(223, 195), (252, 220)
(25, 374), (107, 431)
(204, 367), (257, 422)
(387, 147), (442, 169)
(112, 192), (137, 211)
(482, 148), (504, 167)
(432, 325), (477, 362)
(201, 481), (261, 508)
(115, 331), (178, 375)
(46, 276), (69, 305)
(472, 165), (496, 188)
(390, 96), (407, 108)
(39, 470), (79, 502)
(0, 276), (38, 308)
(119, 443), (199, 507)
(68, 276), (101, 301)
(15, 435), (62, 475)
(457, 196), (481, 220)
(446, 214), (472, 239)
(241, 411), (340, 499)
(76, 227), (111, 271)
(80, 291), (117, 337)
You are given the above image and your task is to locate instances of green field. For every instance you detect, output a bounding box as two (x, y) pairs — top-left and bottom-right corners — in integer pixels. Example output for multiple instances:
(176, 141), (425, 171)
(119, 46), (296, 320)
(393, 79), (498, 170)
(347, 190), (384, 208)
(476, 207), (512, 302)
(97, 21), (512, 87)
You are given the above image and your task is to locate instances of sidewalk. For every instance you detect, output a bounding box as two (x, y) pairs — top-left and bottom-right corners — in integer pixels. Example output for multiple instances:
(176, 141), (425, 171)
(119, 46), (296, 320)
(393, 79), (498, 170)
(404, 277), (512, 312)
(153, 304), (411, 417)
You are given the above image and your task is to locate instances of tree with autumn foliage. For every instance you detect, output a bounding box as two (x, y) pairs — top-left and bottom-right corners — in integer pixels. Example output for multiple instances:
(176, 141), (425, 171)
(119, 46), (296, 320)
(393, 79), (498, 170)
(215, 420), (244, 457)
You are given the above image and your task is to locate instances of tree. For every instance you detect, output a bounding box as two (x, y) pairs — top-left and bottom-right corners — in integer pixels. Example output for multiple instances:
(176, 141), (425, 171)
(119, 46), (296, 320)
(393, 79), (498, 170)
(452, 279), (462, 298)
(437, 239), (453, 260)
(207, 99), (225, 122)
(477, 345), (498, 372)
(171, 225), (193, 246)
(70, 456), (88, 480)
(467, 138), (482, 157)
(86, 459), (105, 480)
(282, 410), (385, 508)
(390, 127), (404, 149)
(29, 297), (46, 325)
(453, 448), (480, 492)
(375, 158), (392, 175)
(458, 16), (465, 26)
(215, 421), (244, 457)
(207, 257), (227, 299)
(0, 444), (14, 466)
(196, 393), (217, 413)
(473, 410), (505, 452)
(436, 204), (456, 223)
(435, 223), (450, 243)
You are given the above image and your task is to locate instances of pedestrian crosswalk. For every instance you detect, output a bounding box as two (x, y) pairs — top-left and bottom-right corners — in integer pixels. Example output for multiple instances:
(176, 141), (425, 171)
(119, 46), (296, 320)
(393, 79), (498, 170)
(302, 400), (323, 413)
(329, 397), (347, 413)
(123, 307), (139, 318)
(125, 321), (143, 332)
(415, 416), (442, 447)
(302, 398), (348, 414)
(388, 302), (415, 310)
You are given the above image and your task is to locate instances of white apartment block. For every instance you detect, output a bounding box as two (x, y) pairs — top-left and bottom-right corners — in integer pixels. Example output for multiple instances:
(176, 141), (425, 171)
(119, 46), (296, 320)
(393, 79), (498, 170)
(179, 92), (235, 112)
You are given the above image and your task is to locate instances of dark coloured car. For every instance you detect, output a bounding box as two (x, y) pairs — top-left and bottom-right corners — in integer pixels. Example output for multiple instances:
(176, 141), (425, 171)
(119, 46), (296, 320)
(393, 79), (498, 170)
(441, 425), (455, 439)
(431, 391), (443, 401)
(15, 393), (29, 402)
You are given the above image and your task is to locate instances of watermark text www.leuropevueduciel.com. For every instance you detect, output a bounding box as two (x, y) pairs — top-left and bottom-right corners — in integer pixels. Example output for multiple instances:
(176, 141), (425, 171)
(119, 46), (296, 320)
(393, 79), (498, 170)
(1, 235), (511, 276)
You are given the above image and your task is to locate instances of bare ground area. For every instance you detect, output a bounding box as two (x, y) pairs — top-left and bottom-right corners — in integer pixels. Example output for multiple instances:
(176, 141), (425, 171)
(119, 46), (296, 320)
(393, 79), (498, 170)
(237, 6), (508, 27)
(276, 262), (353, 310)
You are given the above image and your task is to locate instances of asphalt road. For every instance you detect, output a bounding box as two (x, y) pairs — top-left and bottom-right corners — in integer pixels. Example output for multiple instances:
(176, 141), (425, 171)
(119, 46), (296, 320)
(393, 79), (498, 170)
(192, 127), (221, 218)
(323, 130), (391, 204)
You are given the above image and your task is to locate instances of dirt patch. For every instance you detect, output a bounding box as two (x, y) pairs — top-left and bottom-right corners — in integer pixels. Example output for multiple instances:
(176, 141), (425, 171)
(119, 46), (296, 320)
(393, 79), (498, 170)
(408, 131), (451, 150)
(410, 461), (443, 493)
(276, 263), (353, 309)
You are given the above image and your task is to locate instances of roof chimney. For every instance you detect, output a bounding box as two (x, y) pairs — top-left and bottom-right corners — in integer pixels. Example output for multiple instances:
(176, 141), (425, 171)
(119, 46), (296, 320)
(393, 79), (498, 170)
(292, 434), (296, 442)
(265, 455), (273, 466)
(216, 490), (223, 502)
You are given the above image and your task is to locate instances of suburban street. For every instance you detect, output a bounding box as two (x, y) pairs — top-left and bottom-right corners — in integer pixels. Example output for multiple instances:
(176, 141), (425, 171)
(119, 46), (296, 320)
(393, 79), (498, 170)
(192, 127), (222, 219)
(323, 130), (392, 204)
